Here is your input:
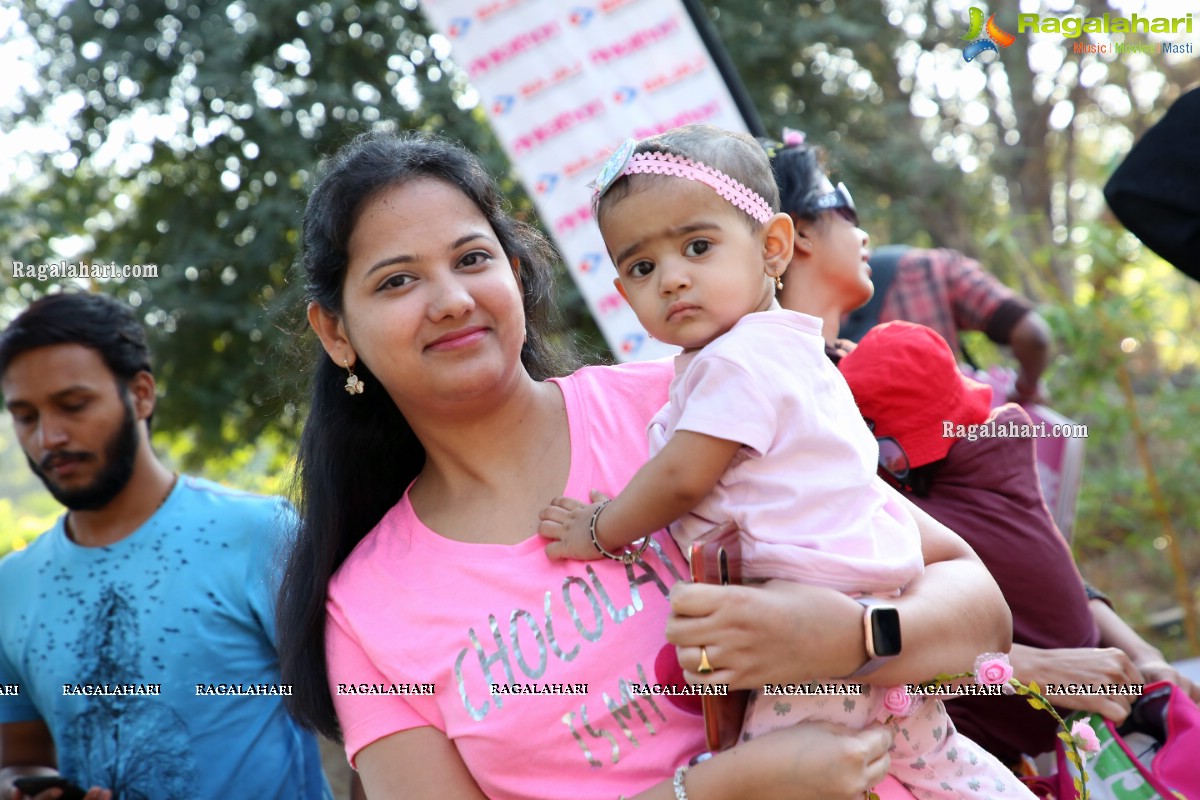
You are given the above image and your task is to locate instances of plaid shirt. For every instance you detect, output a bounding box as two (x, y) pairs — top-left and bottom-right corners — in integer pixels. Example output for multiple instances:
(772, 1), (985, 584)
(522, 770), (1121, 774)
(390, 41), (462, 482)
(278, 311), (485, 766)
(879, 248), (1031, 357)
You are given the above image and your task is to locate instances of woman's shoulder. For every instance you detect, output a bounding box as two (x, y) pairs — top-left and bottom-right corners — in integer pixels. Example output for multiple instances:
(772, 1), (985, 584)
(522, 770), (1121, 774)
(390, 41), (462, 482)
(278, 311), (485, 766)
(568, 357), (676, 380)
(990, 402), (1033, 424)
(554, 358), (674, 402)
(985, 404), (1041, 449)
(328, 497), (413, 600)
(942, 403), (1039, 479)
(552, 360), (674, 456)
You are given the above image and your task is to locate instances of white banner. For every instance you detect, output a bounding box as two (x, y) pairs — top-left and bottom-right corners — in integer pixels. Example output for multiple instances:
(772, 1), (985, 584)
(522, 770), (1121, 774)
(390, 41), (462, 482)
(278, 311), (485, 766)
(420, 0), (751, 361)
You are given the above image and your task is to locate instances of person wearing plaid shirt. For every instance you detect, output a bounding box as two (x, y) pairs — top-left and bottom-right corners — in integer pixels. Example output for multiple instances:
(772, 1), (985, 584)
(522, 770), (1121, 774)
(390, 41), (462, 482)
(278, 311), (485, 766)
(872, 245), (1051, 403)
(761, 133), (1053, 404)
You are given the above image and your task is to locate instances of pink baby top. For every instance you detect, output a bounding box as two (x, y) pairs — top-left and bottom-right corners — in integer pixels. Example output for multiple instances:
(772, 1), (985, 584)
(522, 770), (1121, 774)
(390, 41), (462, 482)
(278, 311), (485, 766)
(325, 360), (708, 800)
(650, 309), (923, 592)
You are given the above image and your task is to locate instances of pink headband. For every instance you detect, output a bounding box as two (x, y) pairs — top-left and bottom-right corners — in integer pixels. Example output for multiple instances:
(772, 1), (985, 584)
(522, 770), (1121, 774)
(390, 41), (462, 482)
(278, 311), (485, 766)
(592, 140), (774, 225)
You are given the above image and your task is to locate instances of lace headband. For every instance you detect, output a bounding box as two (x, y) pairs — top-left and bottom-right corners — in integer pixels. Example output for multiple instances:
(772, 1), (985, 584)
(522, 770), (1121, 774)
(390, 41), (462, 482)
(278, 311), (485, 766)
(591, 139), (774, 225)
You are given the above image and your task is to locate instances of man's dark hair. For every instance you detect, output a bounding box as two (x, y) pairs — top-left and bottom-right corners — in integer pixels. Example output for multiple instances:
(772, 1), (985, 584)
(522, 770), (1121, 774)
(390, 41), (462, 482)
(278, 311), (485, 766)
(0, 292), (153, 384)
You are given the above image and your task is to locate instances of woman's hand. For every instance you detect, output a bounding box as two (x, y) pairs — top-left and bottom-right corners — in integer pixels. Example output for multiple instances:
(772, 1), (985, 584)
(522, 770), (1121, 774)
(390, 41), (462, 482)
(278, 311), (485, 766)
(666, 579), (866, 687)
(1134, 658), (1200, 703)
(736, 721), (893, 800)
(1088, 596), (1200, 704)
(668, 496), (1012, 690)
(647, 722), (893, 800)
(1010, 644), (1144, 723)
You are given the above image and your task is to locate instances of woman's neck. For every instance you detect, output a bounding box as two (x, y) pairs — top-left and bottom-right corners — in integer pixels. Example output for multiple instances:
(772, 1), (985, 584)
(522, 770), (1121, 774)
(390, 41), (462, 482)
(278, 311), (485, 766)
(779, 278), (842, 345)
(812, 308), (842, 345)
(405, 376), (570, 543)
(414, 376), (557, 476)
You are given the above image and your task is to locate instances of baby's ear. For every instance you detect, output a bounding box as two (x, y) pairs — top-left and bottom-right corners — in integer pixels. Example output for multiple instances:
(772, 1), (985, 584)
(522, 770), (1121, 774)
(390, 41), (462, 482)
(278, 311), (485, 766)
(763, 212), (794, 269)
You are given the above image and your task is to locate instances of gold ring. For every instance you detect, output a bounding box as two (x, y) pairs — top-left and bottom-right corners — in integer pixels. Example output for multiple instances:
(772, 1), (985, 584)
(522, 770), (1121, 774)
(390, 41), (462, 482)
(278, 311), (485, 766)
(697, 646), (715, 675)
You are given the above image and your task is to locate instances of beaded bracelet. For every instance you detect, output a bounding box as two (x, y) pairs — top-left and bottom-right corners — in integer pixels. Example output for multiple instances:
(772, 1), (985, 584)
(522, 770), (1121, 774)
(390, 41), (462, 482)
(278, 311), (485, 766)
(588, 500), (651, 565)
(673, 765), (690, 800)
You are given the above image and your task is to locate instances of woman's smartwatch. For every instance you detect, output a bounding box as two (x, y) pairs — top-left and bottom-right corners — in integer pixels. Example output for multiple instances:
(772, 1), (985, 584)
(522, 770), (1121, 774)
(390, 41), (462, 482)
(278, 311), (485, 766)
(842, 597), (902, 678)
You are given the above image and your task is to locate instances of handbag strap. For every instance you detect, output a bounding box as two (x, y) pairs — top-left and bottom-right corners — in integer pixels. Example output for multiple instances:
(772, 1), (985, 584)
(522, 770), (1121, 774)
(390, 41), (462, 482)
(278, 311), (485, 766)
(1057, 706), (1178, 799)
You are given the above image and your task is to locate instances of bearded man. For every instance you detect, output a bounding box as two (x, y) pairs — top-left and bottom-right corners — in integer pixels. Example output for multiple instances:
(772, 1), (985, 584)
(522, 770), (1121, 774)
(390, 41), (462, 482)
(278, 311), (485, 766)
(0, 292), (330, 800)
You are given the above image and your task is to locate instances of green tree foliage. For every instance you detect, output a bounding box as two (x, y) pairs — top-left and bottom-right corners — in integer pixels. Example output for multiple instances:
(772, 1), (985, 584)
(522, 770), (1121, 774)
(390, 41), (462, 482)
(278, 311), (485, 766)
(1041, 222), (1199, 653)
(1, 0), (532, 463)
(698, 0), (980, 250)
(697, 0), (1200, 297)
(0, 417), (61, 555)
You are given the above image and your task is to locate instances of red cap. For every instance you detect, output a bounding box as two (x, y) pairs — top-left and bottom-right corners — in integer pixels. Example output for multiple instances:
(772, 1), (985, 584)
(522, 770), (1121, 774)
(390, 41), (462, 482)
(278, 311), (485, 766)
(840, 321), (993, 468)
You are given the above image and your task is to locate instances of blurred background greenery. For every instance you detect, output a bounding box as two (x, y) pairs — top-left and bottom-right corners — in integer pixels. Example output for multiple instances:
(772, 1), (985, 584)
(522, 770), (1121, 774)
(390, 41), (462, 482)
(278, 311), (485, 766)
(1, 0), (1197, 658)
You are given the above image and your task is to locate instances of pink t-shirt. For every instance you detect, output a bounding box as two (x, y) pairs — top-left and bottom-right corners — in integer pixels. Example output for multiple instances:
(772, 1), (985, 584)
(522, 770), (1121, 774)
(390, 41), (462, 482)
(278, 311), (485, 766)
(325, 360), (708, 800)
(650, 310), (923, 592)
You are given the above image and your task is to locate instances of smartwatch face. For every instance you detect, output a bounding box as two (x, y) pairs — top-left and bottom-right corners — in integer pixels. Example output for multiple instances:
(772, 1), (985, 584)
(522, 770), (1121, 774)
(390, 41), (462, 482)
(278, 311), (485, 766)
(867, 607), (902, 658)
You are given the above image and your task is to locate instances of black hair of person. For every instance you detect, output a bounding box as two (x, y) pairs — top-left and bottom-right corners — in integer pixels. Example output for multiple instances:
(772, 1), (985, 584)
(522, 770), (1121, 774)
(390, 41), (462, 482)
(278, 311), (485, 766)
(277, 129), (576, 738)
(0, 291), (155, 428)
(758, 136), (830, 225)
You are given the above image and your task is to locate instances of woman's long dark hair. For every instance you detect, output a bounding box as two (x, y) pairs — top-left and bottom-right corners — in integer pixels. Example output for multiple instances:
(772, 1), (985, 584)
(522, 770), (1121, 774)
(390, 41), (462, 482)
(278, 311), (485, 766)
(278, 130), (575, 738)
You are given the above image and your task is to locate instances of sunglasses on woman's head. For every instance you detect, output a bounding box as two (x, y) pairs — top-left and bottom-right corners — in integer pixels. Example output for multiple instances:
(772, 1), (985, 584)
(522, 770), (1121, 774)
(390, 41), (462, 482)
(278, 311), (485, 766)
(865, 419), (910, 485)
(810, 182), (859, 226)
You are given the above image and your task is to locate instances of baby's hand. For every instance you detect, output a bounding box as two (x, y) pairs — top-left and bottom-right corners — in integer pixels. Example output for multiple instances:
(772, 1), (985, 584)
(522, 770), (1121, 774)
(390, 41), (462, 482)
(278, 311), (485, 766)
(539, 490), (609, 561)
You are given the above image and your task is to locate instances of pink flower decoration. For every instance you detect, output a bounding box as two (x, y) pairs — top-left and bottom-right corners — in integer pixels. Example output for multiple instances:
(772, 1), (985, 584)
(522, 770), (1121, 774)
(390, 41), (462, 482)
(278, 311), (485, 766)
(882, 685), (917, 717)
(782, 127), (805, 146)
(1071, 720), (1102, 755)
(973, 652), (1014, 686)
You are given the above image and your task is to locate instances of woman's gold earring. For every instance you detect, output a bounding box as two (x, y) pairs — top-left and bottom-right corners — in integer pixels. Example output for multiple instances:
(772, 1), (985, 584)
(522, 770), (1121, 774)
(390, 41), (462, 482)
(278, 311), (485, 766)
(344, 358), (364, 395)
(774, 275), (785, 291)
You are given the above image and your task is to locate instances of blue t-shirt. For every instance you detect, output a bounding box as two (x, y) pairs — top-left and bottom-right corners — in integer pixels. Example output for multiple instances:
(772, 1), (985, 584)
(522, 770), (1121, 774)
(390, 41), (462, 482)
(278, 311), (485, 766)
(0, 476), (330, 800)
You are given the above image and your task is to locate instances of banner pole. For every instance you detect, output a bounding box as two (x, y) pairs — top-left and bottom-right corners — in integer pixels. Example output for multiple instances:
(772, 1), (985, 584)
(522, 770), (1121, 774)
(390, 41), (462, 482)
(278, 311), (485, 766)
(679, 0), (767, 137)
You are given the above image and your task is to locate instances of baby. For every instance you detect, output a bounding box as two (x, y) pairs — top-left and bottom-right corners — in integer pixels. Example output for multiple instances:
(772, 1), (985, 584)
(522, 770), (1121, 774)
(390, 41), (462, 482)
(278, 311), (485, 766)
(538, 124), (1033, 799)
